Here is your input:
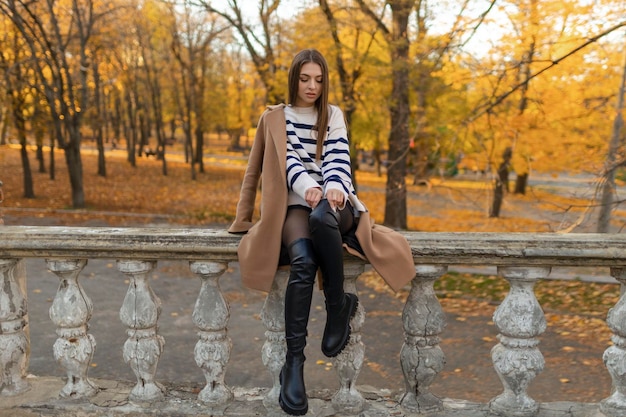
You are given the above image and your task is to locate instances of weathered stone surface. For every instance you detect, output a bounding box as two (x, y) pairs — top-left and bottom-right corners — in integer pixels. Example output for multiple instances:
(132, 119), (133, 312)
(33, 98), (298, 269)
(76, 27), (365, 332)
(0, 258), (29, 396)
(490, 266), (550, 417)
(47, 258), (98, 399)
(401, 265), (448, 414)
(2, 227), (626, 267)
(600, 267), (626, 417)
(2, 226), (626, 416)
(0, 376), (607, 417)
(117, 260), (165, 403)
(190, 261), (232, 406)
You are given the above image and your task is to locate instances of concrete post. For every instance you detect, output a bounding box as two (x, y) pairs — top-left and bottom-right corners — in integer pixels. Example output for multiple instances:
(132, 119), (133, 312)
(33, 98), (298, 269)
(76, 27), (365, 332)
(0, 258), (30, 396)
(601, 267), (626, 417)
(117, 260), (165, 402)
(331, 262), (366, 414)
(260, 268), (289, 410)
(47, 258), (98, 398)
(190, 261), (232, 409)
(489, 266), (550, 417)
(400, 264), (447, 413)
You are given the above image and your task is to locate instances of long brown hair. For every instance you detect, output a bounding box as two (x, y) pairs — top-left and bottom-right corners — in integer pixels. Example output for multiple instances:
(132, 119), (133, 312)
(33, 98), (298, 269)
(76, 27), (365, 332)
(287, 49), (330, 160)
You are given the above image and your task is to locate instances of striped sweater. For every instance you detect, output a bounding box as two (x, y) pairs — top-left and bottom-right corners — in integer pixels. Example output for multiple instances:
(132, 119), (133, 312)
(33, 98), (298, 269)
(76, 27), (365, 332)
(284, 104), (365, 213)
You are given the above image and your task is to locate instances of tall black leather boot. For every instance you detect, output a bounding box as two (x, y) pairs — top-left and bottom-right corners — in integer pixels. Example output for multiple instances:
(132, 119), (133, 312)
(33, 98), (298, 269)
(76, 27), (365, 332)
(279, 238), (317, 416)
(310, 200), (359, 358)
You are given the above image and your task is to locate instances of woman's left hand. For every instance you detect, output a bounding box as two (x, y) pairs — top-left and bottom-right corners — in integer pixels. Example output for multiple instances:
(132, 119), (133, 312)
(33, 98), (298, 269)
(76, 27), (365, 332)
(326, 189), (344, 211)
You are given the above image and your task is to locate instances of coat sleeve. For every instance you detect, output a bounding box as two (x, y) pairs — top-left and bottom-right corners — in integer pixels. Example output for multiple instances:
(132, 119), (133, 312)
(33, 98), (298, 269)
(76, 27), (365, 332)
(227, 112), (267, 233)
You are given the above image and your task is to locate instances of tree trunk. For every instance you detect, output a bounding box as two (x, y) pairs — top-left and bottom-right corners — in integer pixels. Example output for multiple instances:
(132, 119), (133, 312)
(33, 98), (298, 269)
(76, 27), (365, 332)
(514, 173), (528, 194)
(113, 93), (122, 146)
(12, 90), (34, 198)
(490, 148), (512, 218)
(0, 107), (7, 145)
(138, 112), (148, 156)
(195, 125), (204, 175)
(490, 177), (504, 218)
(597, 46), (626, 233)
(170, 119), (176, 145)
(94, 59), (106, 177)
(186, 128), (195, 178)
(65, 122), (85, 208)
(228, 129), (242, 151)
(125, 88), (137, 167)
(36, 145), (46, 173)
(96, 125), (106, 177)
(194, 47), (208, 175)
(383, 1), (412, 229)
(20, 143), (35, 199)
(49, 130), (56, 180)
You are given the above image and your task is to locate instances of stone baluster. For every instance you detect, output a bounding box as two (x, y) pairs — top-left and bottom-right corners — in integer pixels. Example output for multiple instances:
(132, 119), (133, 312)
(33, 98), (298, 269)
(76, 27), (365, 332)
(190, 261), (233, 409)
(117, 260), (165, 402)
(601, 267), (626, 417)
(489, 266), (550, 417)
(0, 258), (30, 396)
(260, 268), (289, 410)
(0, 180), (4, 225)
(331, 262), (366, 414)
(400, 265), (447, 413)
(47, 259), (98, 398)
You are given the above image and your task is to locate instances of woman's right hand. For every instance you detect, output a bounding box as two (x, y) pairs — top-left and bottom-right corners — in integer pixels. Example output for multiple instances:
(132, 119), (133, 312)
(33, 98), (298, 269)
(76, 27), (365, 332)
(305, 187), (323, 208)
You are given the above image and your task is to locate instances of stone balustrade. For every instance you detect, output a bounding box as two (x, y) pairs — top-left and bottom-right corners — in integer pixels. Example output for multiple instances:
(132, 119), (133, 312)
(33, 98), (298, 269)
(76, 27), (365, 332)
(1, 226), (626, 416)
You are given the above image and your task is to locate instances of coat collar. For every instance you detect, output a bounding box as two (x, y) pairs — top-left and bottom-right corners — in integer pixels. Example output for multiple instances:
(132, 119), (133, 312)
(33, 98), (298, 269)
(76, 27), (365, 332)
(264, 104), (287, 182)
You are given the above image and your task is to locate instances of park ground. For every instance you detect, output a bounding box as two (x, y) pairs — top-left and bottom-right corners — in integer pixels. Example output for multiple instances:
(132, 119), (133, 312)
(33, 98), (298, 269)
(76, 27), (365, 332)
(1, 144), (625, 403)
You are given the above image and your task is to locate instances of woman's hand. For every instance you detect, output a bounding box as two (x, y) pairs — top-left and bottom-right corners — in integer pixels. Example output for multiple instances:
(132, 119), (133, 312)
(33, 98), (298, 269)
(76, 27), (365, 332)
(326, 189), (344, 211)
(305, 187), (323, 208)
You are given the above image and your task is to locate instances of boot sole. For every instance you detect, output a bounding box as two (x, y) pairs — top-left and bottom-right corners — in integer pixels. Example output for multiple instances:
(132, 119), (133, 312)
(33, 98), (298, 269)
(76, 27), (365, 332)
(279, 395), (308, 416)
(322, 294), (358, 358)
(279, 368), (309, 415)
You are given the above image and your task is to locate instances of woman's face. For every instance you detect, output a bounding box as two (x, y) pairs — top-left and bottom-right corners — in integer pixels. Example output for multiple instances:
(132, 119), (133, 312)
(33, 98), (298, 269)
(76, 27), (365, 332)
(295, 62), (323, 107)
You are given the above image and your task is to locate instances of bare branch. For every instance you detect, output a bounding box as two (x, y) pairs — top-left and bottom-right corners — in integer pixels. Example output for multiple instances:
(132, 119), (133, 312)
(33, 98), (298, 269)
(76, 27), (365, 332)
(467, 20), (626, 124)
(354, 0), (389, 37)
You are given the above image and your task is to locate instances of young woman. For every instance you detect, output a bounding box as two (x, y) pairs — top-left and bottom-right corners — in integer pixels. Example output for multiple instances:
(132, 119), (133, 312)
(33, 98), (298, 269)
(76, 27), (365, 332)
(228, 49), (415, 416)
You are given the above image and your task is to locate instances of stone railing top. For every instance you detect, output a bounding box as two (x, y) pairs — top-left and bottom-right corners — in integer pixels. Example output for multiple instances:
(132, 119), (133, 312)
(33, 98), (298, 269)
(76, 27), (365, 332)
(1, 226), (626, 267)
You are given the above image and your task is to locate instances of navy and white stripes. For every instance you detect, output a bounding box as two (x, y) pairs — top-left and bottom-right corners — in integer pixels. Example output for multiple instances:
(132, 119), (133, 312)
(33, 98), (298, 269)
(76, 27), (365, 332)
(284, 105), (365, 213)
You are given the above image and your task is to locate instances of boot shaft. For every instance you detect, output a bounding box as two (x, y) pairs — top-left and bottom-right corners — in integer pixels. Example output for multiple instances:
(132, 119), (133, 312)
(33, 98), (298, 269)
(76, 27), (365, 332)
(285, 238), (317, 355)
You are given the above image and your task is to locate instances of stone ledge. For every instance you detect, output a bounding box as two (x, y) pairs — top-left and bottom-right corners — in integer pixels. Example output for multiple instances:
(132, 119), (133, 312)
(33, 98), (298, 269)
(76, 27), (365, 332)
(3, 226), (626, 267)
(0, 375), (605, 417)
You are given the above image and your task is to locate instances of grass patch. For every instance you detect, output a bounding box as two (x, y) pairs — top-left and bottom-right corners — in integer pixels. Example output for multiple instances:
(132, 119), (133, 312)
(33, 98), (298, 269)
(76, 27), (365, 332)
(433, 271), (619, 318)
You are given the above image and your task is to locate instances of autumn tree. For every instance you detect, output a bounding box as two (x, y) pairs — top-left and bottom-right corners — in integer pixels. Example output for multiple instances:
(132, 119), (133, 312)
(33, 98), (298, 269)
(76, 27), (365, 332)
(76, 4), (127, 178)
(197, 0), (289, 107)
(597, 45), (626, 233)
(0, 22), (34, 198)
(353, 0), (414, 229)
(91, 54), (107, 176)
(488, 0), (541, 216)
(316, 0), (384, 190)
(220, 46), (262, 151)
(132, 1), (173, 175)
(170, 0), (228, 178)
(454, 0), (625, 222)
(109, 0), (163, 170)
(352, 0), (492, 228)
(0, 0), (113, 208)
(115, 35), (142, 168)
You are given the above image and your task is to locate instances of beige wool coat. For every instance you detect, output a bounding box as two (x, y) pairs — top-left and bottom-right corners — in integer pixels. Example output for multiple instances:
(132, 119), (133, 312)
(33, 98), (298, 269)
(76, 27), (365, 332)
(227, 104), (415, 293)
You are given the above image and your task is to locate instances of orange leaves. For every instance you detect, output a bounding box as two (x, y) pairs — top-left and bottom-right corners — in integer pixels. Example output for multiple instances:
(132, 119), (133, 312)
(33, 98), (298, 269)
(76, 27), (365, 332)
(1, 147), (244, 226)
(0, 145), (619, 235)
